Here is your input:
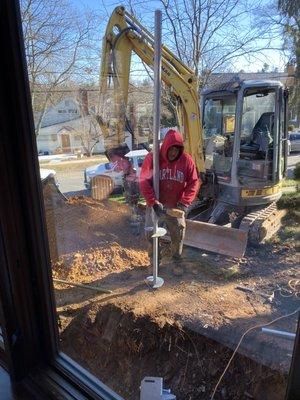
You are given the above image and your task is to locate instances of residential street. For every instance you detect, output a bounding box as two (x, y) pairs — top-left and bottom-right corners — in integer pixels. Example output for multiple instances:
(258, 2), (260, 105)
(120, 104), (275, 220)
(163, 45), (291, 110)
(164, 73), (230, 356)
(54, 153), (300, 195)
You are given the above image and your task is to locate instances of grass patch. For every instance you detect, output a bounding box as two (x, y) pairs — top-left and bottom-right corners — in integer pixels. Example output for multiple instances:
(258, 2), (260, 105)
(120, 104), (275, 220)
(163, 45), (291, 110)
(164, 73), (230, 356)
(221, 264), (241, 280)
(270, 213), (300, 244)
(109, 194), (146, 206)
(266, 212), (298, 243)
(109, 194), (126, 204)
(283, 225), (300, 239)
(277, 191), (300, 210)
(282, 179), (298, 188)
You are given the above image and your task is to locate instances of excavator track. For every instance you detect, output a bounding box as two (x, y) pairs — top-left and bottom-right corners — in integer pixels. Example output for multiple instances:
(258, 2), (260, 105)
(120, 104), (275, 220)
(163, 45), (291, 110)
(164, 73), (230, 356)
(239, 202), (287, 245)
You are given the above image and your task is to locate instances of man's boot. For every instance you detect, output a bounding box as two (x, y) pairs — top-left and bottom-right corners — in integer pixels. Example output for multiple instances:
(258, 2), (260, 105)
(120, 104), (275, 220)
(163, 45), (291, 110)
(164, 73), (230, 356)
(171, 254), (185, 276)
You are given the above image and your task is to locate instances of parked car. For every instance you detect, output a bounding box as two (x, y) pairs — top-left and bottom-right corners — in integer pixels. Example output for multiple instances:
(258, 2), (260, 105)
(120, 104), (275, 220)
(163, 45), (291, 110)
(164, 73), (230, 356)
(289, 132), (300, 153)
(84, 149), (148, 191)
(125, 149), (149, 173)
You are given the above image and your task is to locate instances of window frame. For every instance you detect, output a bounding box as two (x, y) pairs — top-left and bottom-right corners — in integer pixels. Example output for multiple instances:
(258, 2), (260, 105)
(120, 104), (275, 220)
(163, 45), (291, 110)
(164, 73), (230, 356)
(0, 1), (124, 399)
(0, 1), (299, 400)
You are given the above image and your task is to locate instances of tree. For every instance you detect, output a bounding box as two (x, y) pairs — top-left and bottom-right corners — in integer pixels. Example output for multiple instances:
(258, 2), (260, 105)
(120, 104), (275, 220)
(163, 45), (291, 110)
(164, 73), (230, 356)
(261, 63), (270, 72)
(127, 0), (277, 89)
(21, 0), (101, 135)
(278, 0), (300, 125)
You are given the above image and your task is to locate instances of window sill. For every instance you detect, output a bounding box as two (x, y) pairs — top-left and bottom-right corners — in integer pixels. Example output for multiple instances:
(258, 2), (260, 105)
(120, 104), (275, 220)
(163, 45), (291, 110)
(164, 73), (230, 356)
(21, 353), (124, 400)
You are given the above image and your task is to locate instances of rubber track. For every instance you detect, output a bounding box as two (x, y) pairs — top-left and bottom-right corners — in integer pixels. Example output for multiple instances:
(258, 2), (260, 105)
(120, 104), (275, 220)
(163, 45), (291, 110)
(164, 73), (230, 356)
(239, 202), (286, 245)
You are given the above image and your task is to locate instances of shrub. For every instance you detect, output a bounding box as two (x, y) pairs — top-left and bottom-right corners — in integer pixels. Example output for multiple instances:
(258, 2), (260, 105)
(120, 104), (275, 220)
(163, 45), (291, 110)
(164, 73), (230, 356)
(277, 192), (300, 210)
(294, 162), (300, 181)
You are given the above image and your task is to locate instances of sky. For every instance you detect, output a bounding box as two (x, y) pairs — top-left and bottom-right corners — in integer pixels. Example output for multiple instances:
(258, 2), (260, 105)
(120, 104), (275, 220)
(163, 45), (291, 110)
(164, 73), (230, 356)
(71, 0), (288, 77)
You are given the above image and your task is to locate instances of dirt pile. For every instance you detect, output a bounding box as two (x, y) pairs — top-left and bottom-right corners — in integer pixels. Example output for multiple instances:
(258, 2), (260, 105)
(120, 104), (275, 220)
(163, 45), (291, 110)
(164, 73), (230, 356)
(50, 196), (149, 284)
(50, 196), (147, 257)
(53, 242), (148, 283)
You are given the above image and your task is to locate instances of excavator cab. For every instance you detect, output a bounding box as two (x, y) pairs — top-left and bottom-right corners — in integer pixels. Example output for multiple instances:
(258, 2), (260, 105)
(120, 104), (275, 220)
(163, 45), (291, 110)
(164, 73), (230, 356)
(202, 80), (289, 208)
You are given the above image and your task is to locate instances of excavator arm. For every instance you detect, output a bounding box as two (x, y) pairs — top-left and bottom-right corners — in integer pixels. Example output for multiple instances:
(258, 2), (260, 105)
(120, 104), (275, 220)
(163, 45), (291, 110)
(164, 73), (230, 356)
(96, 7), (286, 259)
(98, 6), (205, 172)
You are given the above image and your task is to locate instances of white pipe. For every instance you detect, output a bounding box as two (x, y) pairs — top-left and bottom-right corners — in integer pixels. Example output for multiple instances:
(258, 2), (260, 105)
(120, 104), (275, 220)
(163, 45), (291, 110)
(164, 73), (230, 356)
(150, 10), (163, 288)
(262, 327), (296, 341)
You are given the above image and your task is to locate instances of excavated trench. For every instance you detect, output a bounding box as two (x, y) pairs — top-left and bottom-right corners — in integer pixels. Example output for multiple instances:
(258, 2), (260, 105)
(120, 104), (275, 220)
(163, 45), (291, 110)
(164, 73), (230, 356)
(47, 195), (297, 400)
(60, 303), (287, 400)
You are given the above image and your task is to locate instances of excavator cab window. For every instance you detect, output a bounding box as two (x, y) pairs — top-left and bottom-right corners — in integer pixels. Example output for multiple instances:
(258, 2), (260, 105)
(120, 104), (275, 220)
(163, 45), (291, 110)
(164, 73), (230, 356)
(238, 88), (276, 181)
(203, 95), (236, 178)
(240, 89), (275, 155)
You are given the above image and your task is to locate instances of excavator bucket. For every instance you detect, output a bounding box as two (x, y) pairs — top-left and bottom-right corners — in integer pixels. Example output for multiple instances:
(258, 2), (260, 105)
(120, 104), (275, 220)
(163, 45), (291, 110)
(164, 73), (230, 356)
(184, 220), (248, 258)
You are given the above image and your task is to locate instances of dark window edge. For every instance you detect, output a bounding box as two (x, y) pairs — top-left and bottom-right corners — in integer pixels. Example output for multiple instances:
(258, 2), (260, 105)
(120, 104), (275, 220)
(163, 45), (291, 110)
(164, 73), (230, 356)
(19, 354), (125, 400)
(285, 314), (300, 400)
(0, 327), (4, 351)
(21, 367), (88, 400)
(53, 353), (125, 400)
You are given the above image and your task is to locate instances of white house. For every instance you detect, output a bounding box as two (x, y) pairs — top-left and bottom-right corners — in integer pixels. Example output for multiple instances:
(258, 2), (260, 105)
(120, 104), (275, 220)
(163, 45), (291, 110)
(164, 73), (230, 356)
(36, 98), (105, 155)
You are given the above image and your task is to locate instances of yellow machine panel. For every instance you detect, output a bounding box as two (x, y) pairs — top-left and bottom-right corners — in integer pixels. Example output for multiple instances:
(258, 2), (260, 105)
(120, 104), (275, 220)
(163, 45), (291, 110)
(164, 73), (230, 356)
(241, 184), (282, 198)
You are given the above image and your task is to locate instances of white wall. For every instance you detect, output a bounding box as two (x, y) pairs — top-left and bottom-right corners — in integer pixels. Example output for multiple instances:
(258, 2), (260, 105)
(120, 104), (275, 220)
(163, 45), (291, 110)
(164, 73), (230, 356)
(37, 116), (105, 154)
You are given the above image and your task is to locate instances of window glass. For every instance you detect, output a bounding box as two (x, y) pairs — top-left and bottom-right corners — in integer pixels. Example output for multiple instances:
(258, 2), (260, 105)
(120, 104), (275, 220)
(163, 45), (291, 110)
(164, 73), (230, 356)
(241, 90), (275, 143)
(21, 1), (299, 399)
(238, 89), (276, 181)
(203, 96), (236, 176)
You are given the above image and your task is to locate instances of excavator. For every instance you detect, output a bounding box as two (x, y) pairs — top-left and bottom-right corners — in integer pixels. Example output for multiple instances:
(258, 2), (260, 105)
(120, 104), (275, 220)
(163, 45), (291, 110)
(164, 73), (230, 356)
(96, 6), (289, 258)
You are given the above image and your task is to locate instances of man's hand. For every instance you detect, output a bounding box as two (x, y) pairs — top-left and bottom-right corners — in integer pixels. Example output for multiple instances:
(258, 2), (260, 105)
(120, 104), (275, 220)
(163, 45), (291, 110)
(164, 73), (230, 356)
(153, 202), (165, 217)
(177, 202), (189, 216)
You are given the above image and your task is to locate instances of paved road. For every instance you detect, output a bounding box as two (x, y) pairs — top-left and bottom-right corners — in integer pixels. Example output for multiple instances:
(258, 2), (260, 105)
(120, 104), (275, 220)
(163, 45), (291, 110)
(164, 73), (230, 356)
(55, 153), (300, 194)
(287, 152), (300, 178)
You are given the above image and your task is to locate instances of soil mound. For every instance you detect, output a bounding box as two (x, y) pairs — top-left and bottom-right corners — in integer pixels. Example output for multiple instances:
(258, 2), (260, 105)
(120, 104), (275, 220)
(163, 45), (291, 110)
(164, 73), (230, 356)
(53, 242), (148, 283)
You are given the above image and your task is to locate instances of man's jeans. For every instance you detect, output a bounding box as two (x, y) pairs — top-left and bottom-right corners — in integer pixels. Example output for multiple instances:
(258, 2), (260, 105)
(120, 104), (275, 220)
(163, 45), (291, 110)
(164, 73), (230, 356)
(145, 207), (186, 260)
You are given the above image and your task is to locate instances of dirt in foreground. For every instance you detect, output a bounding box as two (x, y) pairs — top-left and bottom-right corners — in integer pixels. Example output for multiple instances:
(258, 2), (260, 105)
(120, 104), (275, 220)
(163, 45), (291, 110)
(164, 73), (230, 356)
(49, 196), (299, 399)
(61, 302), (287, 400)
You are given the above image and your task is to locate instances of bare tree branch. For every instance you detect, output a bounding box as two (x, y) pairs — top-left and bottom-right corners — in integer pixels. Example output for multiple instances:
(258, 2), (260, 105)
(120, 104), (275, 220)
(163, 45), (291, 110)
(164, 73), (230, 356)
(20, 0), (102, 135)
(126, 0), (283, 90)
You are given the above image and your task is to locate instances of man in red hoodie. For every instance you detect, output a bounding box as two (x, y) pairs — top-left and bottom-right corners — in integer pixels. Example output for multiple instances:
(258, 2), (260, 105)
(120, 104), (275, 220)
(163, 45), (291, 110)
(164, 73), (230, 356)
(140, 129), (200, 263)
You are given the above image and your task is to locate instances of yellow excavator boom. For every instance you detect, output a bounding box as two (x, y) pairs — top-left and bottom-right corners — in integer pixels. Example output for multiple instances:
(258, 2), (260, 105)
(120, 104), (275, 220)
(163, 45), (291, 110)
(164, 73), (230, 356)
(98, 6), (205, 172)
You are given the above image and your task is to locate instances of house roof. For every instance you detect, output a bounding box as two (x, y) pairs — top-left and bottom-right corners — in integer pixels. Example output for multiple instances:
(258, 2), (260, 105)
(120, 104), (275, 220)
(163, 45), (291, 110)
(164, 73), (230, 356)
(204, 72), (294, 92)
(35, 98), (82, 129)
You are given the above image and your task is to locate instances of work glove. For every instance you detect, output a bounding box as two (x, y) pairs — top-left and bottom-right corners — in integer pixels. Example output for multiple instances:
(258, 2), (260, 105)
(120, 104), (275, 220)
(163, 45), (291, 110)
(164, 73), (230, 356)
(176, 202), (189, 216)
(153, 202), (165, 217)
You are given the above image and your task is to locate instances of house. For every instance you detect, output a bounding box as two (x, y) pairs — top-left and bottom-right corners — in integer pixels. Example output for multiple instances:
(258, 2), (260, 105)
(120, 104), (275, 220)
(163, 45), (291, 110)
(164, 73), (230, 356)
(36, 97), (105, 155)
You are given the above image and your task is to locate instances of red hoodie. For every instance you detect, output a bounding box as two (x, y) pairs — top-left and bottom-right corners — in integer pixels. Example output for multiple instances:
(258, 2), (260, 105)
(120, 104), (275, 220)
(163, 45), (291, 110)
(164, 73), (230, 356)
(140, 129), (200, 208)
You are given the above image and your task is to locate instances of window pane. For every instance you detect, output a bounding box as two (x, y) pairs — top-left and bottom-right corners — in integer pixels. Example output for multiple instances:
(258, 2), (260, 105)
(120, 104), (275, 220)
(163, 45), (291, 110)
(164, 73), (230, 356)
(203, 96), (235, 176)
(21, 1), (299, 399)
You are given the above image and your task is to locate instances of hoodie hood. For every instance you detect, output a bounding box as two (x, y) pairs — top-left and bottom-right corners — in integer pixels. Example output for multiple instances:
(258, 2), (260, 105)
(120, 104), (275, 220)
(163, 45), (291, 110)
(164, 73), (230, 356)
(160, 129), (184, 161)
